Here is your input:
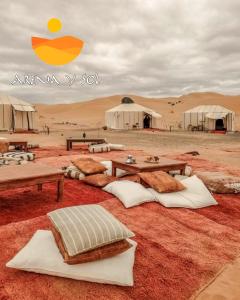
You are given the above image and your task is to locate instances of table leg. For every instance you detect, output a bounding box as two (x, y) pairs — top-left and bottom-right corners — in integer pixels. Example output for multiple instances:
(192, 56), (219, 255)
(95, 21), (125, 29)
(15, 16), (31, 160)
(180, 167), (185, 175)
(67, 141), (69, 151)
(37, 184), (43, 191)
(112, 166), (117, 176)
(57, 178), (64, 201)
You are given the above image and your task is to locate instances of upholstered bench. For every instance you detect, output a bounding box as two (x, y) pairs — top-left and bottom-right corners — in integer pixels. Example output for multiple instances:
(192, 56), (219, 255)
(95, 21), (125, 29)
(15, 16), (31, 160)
(3, 151), (35, 161)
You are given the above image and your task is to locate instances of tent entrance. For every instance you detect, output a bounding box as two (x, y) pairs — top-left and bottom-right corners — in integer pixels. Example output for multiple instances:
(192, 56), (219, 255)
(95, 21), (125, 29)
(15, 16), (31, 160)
(143, 113), (152, 128)
(215, 119), (225, 131)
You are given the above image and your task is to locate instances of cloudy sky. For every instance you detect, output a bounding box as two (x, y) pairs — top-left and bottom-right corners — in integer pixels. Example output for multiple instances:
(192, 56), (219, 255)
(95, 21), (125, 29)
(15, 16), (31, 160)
(0, 0), (240, 104)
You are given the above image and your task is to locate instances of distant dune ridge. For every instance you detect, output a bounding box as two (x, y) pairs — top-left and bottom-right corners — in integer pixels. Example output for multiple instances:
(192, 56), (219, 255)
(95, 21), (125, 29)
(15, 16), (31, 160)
(36, 92), (240, 129)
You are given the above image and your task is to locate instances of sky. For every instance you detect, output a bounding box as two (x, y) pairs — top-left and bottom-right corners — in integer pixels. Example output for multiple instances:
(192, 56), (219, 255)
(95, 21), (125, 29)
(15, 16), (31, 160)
(0, 0), (240, 104)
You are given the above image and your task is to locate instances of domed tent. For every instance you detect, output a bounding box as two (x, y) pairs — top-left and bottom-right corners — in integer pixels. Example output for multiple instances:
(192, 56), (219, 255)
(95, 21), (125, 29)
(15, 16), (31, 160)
(105, 97), (163, 130)
(183, 105), (235, 131)
(0, 94), (38, 132)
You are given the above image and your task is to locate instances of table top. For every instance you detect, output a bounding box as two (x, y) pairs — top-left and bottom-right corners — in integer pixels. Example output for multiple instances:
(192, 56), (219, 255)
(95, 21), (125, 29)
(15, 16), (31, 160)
(9, 141), (27, 144)
(0, 163), (64, 183)
(111, 157), (186, 170)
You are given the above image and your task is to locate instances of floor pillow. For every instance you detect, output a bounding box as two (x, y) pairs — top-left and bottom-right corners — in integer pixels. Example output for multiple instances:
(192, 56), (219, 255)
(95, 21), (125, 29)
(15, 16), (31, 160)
(0, 137), (9, 153)
(150, 175), (218, 209)
(119, 174), (140, 183)
(63, 165), (85, 180)
(51, 227), (132, 264)
(195, 171), (240, 194)
(108, 144), (125, 151)
(6, 230), (136, 286)
(139, 170), (186, 193)
(89, 144), (111, 153)
(48, 205), (135, 256)
(83, 174), (116, 187)
(3, 151), (35, 161)
(103, 180), (155, 208)
(72, 159), (107, 175)
(169, 166), (193, 177)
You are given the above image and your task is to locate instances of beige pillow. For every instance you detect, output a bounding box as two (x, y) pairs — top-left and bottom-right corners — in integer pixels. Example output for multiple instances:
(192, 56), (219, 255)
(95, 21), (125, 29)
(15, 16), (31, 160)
(195, 171), (240, 194)
(72, 158), (107, 175)
(139, 171), (186, 193)
(47, 205), (135, 256)
(0, 138), (9, 154)
(83, 174), (116, 187)
(51, 227), (132, 264)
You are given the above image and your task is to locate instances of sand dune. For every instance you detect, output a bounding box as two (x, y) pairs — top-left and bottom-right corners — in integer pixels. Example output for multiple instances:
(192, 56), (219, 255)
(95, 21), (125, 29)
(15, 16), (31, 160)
(36, 92), (240, 129)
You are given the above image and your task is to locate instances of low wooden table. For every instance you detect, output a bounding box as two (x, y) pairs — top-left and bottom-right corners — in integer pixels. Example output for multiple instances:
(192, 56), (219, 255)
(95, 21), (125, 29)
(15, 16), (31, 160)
(9, 141), (28, 152)
(0, 163), (64, 201)
(66, 138), (106, 151)
(112, 157), (187, 176)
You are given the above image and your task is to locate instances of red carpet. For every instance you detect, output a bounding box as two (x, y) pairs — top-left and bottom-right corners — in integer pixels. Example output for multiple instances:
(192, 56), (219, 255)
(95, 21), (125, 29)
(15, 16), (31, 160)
(0, 179), (112, 226)
(0, 148), (240, 299)
(0, 198), (240, 300)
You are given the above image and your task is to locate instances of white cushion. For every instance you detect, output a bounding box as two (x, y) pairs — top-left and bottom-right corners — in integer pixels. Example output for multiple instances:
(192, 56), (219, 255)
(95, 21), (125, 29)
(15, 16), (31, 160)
(103, 180), (155, 208)
(108, 144), (125, 151)
(6, 230), (137, 287)
(89, 144), (110, 153)
(149, 175), (218, 209)
(174, 175), (189, 181)
(100, 161), (127, 177)
(3, 152), (35, 161)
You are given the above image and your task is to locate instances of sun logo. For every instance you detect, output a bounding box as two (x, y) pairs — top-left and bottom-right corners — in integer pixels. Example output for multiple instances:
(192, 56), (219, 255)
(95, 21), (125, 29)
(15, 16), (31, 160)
(32, 18), (84, 66)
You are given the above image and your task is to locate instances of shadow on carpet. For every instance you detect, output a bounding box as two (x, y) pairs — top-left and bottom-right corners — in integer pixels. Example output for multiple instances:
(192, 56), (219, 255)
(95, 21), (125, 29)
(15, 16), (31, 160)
(0, 179), (113, 226)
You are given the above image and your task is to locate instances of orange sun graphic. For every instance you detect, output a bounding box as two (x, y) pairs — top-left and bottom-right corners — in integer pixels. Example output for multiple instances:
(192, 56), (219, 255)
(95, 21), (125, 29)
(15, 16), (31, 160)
(32, 18), (84, 66)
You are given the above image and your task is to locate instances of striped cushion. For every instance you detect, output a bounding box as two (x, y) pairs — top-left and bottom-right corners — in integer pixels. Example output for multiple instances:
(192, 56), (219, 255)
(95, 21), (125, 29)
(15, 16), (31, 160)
(47, 205), (135, 256)
(0, 155), (26, 166)
(3, 151), (35, 161)
(63, 166), (85, 180)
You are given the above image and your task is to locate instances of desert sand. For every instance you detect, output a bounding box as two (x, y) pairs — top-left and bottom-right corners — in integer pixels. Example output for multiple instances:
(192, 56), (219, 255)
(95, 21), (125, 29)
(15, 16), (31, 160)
(2, 128), (240, 168)
(36, 92), (240, 130)
(196, 256), (240, 300)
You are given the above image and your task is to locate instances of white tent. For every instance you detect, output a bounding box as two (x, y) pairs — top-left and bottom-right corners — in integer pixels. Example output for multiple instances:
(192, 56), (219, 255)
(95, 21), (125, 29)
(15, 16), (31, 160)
(0, 94), (38, 132)
(105, 99), (163, 130)
(183, 105), (235, 131)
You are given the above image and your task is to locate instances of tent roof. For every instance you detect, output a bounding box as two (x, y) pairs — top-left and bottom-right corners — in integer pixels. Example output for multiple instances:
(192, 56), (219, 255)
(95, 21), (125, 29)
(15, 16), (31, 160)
(106, 103), (161, 116)
(0, 95), (36, 112)
(184, 105), (233, 114)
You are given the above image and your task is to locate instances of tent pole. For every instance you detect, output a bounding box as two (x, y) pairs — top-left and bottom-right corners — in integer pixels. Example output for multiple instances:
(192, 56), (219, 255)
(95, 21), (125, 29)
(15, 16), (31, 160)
(27, 112), (30, 130)
(2, 104), (4, 129)
(12, 107), (15, 131)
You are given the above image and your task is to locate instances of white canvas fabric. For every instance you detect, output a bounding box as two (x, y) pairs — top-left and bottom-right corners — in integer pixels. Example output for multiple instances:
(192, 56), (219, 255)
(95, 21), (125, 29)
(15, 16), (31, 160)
(105, 103), (164, 130)
(0, 95), (38, 131)
(150, 175), (218, 209)
(6, 230), (137, 286)
(183, 105), (235, 131)
(48, 205), (135, 256)
(103, 180), (155, 208)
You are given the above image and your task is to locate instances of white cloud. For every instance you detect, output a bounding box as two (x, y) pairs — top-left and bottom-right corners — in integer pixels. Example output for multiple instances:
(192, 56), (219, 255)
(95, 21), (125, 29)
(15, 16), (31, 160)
(0, 0), (240, 103)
